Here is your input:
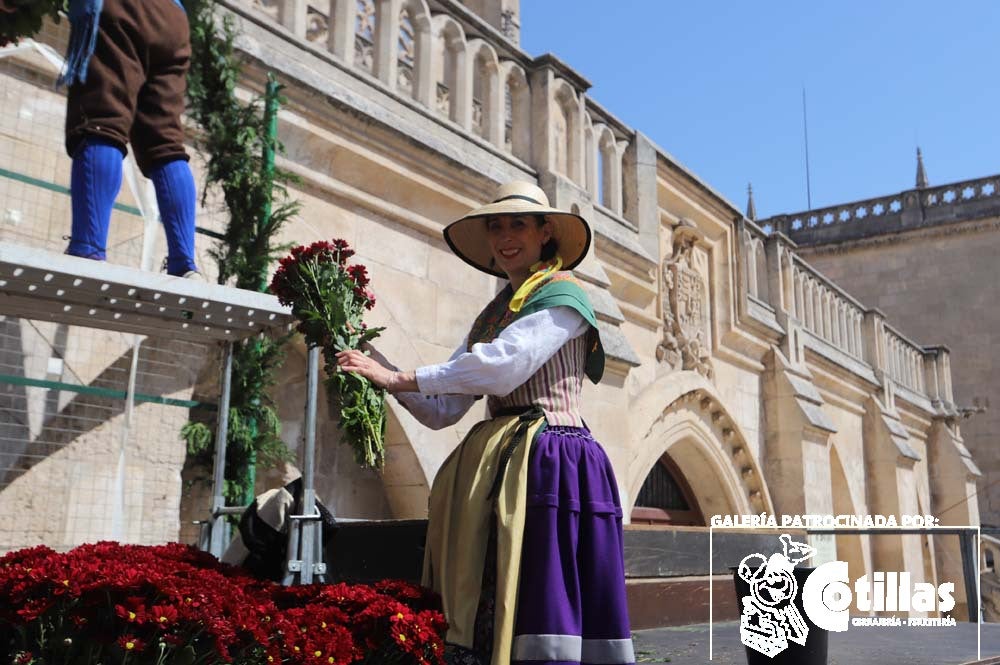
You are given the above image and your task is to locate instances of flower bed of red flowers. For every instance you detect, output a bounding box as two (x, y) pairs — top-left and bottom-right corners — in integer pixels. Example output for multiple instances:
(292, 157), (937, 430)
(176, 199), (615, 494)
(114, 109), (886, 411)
(0, 542), (446, 665)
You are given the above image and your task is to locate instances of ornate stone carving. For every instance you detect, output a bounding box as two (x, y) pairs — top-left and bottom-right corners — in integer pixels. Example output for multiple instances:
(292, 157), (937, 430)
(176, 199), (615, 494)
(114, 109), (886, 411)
(657, 220), (713, 379)
(306, 7), (329, 44)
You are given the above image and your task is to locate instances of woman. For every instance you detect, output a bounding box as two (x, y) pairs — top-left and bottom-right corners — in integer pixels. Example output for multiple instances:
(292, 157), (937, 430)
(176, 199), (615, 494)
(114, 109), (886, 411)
(337, 181), (634, 665)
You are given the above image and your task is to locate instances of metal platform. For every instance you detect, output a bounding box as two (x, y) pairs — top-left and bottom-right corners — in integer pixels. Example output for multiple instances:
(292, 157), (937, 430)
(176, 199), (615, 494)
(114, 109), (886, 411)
(0, 242), (294, 342)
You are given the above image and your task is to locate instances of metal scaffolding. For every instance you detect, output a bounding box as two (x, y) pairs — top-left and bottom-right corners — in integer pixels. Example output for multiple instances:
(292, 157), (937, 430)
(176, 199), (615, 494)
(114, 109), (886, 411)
(0, 242), (324, 583)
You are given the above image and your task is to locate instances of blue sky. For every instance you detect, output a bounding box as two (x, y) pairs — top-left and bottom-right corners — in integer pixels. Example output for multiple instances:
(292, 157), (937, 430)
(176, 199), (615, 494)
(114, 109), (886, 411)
(520, 1), (1000, 220)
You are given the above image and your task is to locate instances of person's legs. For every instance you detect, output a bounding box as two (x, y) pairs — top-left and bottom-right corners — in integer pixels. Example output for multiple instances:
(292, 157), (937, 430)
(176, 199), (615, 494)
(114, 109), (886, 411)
(131, 0), (197, 275)
(63, 0), (142, 261)
(148, 159), (197, 275)
(66, 137), (124, 260)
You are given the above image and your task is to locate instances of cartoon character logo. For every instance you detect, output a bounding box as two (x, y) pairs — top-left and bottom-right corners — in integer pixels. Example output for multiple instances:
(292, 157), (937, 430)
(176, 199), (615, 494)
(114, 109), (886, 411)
(737, 534), (816, 658)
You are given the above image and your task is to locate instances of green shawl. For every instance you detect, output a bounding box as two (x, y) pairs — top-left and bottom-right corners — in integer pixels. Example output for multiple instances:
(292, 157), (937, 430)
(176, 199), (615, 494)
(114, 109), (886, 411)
(466, 272), (605, 383)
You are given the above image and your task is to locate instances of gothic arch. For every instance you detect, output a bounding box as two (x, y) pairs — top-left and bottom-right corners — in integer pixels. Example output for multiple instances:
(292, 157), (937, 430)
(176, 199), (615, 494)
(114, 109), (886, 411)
(501, 61), (530, 160)
(552, 78), (581, 183)
(595, 123), (621, 212)
(626, 372), (774, 521)
(396, 0), (433, 103)
(466, 39), (502, 145)
(431, 14), (469, 126)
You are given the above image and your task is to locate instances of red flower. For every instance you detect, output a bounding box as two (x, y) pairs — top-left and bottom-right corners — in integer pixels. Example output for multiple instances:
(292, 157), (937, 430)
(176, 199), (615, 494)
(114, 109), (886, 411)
(0, 542), (446, 665)
(117, 635), (146, 652)
(346, 264), (370, 287)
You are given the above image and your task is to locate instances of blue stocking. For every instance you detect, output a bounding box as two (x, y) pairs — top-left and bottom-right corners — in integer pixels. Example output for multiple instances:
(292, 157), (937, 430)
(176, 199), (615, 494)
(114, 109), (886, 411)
(149, 159), (197, 276)
(67, 137), (123, 260)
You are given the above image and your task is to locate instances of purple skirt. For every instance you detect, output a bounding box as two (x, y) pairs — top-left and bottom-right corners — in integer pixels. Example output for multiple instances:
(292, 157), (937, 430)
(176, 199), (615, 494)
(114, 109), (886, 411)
(512, 425), (634, 665)
(447, 425), (635, 665)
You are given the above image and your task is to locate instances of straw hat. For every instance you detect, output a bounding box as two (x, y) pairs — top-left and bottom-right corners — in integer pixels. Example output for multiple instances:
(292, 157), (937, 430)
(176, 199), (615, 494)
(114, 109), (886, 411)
(444, 181), (592, 278)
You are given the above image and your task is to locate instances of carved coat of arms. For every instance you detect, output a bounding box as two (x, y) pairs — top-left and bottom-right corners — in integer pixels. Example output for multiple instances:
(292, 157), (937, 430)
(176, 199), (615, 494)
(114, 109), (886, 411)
(657, 221), (713, 379)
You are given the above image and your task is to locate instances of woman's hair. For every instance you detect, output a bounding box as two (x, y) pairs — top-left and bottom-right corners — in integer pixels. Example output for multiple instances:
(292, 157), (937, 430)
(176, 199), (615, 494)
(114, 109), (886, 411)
(537, 215), (558, 261)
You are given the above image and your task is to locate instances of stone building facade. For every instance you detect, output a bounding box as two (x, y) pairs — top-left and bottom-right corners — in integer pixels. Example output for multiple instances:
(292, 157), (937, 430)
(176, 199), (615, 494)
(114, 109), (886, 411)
(758, 157), (997, 531)
(0, 0), (982, 620)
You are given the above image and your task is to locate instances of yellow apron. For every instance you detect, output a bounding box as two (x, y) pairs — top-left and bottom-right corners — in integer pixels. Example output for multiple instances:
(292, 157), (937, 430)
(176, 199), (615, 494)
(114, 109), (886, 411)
(422, 412), (546, 665)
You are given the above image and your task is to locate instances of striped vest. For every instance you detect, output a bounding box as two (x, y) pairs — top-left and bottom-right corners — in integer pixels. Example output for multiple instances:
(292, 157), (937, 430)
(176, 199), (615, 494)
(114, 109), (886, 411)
(488, 333), (588, 428)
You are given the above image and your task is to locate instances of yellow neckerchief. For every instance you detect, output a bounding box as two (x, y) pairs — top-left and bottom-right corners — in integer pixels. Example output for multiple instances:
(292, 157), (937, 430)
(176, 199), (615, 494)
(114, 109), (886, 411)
(508, 256), (562, 313)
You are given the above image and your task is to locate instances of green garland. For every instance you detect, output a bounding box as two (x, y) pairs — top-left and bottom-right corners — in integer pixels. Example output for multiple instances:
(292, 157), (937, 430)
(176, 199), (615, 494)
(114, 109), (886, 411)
(181, 0), (300, 508)
(0, 1), (65, 48)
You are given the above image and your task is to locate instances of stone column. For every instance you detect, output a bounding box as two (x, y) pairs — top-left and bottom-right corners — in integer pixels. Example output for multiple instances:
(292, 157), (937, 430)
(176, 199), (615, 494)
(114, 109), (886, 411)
(528, 67), (554, 173)
(373, 0), (400, 90)
(413, 19), (434, 106)
(329, 0), (357, 66)
(279, 0), (309, 39)
(451, 43), (473, 130)
(487, 69), (504, 147)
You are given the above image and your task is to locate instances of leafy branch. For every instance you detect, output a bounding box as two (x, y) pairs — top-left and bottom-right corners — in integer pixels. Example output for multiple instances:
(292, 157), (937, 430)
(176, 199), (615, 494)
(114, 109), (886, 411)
(181, 0), (300, 507)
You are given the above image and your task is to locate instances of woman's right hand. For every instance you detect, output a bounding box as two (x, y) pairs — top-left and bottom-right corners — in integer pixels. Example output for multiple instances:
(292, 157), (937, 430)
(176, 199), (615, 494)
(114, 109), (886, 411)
(336, 349), (418, 393)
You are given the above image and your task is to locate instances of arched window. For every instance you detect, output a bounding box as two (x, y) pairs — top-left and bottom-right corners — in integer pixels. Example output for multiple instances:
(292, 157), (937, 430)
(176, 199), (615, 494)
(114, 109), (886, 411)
(598, 128), (619, 213)
(503, 64), (530, 160)
(354, 0), (376, 73)
(552, 102), (568, 176)
(469, 43), (499, 143)
(397, 7), (415, 94)
(552, 83), (581, 183)
(631, 455), (705, 526)
(504, 79), (514, 149)
(472, 56), (488, 138)
(433, 19), (465, 123)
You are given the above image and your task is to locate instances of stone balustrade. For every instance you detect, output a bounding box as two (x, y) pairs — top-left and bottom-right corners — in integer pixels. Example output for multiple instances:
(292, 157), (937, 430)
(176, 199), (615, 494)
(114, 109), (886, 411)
(747, 228), (954, 408)
(789, 256), (866, 362)
(762, 173), (1000, 246)
(882, 323), (926, 394)
(229, 0), (631, 209)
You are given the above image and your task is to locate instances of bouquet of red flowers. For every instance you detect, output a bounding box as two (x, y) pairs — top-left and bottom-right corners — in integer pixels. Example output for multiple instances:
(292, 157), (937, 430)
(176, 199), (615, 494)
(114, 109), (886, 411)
(270, 239), (387, 469)
(0, 542), (447, 664)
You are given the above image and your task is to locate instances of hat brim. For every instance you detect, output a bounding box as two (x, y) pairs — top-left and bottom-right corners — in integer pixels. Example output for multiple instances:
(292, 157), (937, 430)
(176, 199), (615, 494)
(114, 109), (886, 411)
(444, 204), (592, 278)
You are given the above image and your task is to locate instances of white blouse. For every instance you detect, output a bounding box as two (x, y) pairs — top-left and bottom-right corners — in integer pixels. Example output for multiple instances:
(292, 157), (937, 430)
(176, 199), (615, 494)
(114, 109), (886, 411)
(388, 306), (588, 430)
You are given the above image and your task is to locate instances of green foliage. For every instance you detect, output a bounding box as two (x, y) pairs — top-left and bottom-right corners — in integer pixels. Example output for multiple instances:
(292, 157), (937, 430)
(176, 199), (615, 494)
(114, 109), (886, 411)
(184, 0), (299, 291)
(181, 335), (293, 507)
(0, 0), (65, 47)
(181, 0), (300, 506)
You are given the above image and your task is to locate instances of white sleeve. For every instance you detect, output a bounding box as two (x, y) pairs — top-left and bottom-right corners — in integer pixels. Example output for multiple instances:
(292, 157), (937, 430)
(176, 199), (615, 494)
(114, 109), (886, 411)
(415, 306), (588, 397)
(390, 340), (477, 430)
